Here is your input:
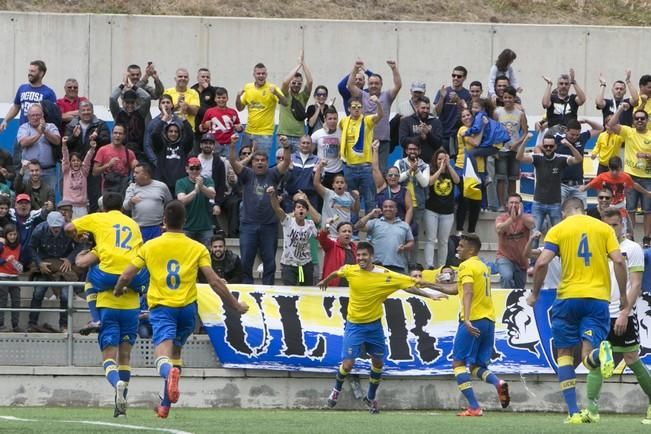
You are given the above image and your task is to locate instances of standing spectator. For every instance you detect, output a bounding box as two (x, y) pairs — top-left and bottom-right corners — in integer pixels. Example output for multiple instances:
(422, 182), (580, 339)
(306, 85), (332, 135)
(221, 145), (252, 237)
(394, 140), (430, 264)
(191, 68), (218, 138)
(56, 78), (87, 134)
(0, 224), (23, 332)
(469, 81), (484, 103)
(587, 188), (613, 220)
(143, 94), (183, 167)
(340, 96), (383, 214)
(608, 103), (651, 236)
(494, 86), (529, 209)
(93, 124), (138, 195)
(487, 49), (521, 98)
(355, 200), (413, 274)
(397, 81), (426, 117)
(150, 116), (194, 195)
(124, 163), (172, 242)
(9, 193), (48, 266)
(278, 52), (314, 151)
(65, 100), (111, 213)
(109, 85), (151, 163)
(314, 160), (359, 238)
(14, 160), (54, 211)
(347, 59), (402, 174)
(196, 133), (228, 223)
(591, 114), (624, 175)
(372, 142), (413, 225)
(318, 220), (357, 286)
(268, 186), (320, 286)
(0, 147), (15, 187)
(338, 64), (374, 115)
(595, 71), (636, 126)
(516, 133), (582, 233)
(205, 235), (242, 284)
(434, 66), (471, 157)
(398, 96), (443, 164)
(28, 211), (81, 333)
(175, 157), (216, 247)
(200, 87), (243, 157)
(491, 76), (521, 108)
(228, 133), (291, 284)
(636, 74), (651, 117)
(542, 69), (586, 129)
(455, 108), (483, 234)
(311, 107), (342, 189)
(0, 60), (56, 131)
(495, 194), (534, 289)
(236, 63), (288, 155)
(61, 135), (95, 218)
(284, 135), (320, 210)
(164, 68), (201, 133)
(130, 62), (165, 100)
(424, 149), (459, 269)
(16, 104), (61, 189)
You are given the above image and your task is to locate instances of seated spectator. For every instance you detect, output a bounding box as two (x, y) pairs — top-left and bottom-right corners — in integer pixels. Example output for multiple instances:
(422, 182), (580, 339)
(314, 160), (359, 237)
(151, 115), (194, 195)
(199, 235), (243, 284)
(9, 193), (48, 266)
(16, 104), (61, 189)
(0, 196), (13, 229)
(92, 124), (138, 196)
(109, 86), (151, 163)
(14, 160), (54, 211)
(587, 188), (613, 220)
(495, 194), (534, 289)
(28, 211), (82, 333)
(61, 135), (95, 218)
(318, 220), (357, 286)
(284, 135), (320, 211)
(306, 85), (332, 135)
(0, 224), (23, 332)
(123, 163), (172, 242)
(0, 146), (15, 188)
(355, 199), (413, 274)
(200, 87), (243, 157)
(371, 141), (413, 225)
(268, 186), (320, 286)
(175, 157), (216, 247)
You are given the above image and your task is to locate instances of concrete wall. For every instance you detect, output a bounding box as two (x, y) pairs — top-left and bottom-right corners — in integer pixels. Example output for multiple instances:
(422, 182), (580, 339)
(1, 12), (650, 117)
(0, 367), (648, 413)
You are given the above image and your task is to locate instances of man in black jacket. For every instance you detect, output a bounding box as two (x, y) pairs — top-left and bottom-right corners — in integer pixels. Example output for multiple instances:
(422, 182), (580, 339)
(398, 97), (443, 164)
(199, 235), (242, 283)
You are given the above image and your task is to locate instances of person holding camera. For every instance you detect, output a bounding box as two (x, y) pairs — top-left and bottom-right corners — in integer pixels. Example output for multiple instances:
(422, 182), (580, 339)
(495, 193), (534, 289)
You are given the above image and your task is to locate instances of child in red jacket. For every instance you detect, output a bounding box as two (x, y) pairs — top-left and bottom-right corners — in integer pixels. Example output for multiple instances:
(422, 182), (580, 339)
(0, 224), (23, 332)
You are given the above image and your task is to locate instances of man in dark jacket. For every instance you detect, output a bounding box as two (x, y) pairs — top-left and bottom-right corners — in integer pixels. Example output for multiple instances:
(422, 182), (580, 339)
(398, 96), (443, 164)
(109, 87), (151, 163)
(199, 235), (242, 283)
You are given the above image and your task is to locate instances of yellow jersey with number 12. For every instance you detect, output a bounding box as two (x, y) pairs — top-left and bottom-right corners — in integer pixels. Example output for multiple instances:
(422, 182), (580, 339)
(544, 214), (619, 301)
(457, 256), (494, 322)
(132, 231), (212, 309)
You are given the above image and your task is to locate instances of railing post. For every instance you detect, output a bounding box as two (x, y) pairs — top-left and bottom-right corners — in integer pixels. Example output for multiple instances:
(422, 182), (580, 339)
(67, 284), (74, 366)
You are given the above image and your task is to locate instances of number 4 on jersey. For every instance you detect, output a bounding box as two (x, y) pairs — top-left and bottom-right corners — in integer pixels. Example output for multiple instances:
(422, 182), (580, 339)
(577, 233), (592, 266)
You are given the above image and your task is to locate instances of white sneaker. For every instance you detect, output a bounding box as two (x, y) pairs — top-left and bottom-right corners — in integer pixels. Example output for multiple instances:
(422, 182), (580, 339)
(115, 381), (128, 416)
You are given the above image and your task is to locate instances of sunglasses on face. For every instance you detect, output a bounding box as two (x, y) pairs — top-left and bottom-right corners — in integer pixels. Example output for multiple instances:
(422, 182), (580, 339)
(188, 166), (201, 171)
(598, 196), (611, 200)
(240, 152), (251, 156)
(451, 74), (464, 78)
(386, 173), (400, 177)
(635, 117), (648, 121)
(66, 86), (78, 90)
(542, 145), (555, 149)
(315, 93), (327, 97)
(350, 104), (362, 109)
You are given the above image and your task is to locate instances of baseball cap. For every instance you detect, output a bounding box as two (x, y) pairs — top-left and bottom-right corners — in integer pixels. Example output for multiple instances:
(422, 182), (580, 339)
(123, 89), (138, 101)
(57, 199), (73, 209)
(16, 193), (30, 203)
(411, 81), (426, 93)
(200, 133), (215, 143)
(187, 157), (201, 167)
(47, 211), (65, 228)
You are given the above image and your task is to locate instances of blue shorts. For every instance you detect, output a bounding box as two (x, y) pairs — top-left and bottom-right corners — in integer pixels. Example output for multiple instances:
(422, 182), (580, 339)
(98, 308), (139, 350)
(149, 303), (197, 347)
(341, 320), (386, 361)
(452, 318), (495, 368)
(87, 265), (150, 295)
(551, 298), (609, 349)
(140, 225), (162, 242)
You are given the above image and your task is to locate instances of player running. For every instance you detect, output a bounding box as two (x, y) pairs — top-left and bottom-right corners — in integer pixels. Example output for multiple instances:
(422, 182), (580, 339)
(114, 200), (248, 418)
(580, 208), (651, 423)
(424, 233), (510, 416)
(528, 198), (628, 424)
(64, 192), (148, 417)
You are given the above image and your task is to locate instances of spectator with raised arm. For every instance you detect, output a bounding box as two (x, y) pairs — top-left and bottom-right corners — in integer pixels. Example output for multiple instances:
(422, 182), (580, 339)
(495, 193), (534, 289)
(61, 134), (95, 218)
(372, 141), (413, 226)
(541, 69), (586, 129)
(278, 52), (313, 151)
(109, 84), (151, 163)
(595, 70), (636, 126)
(314, 159), (359, 238)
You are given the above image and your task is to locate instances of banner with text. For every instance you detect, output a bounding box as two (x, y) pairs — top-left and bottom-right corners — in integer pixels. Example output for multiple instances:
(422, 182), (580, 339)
(197, 284), (651, 376)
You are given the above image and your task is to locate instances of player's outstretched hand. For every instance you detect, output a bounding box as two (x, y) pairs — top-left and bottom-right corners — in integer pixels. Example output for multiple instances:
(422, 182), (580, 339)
(237, 302), (249, 315)
(317, 279), (328, 291)
(464, 320), (480, 337)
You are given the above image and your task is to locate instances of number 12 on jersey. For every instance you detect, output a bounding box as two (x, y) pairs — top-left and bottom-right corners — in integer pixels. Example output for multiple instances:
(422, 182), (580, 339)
(577, 233), (592, 266)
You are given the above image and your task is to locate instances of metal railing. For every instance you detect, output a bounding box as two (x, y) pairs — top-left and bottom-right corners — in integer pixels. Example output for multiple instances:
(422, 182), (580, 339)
(0, 280), (85, 365)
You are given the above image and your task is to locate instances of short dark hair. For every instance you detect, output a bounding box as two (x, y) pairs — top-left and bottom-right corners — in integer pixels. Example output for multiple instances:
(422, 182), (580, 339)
(543, 133), (556, 142)
(357, 241), (374, 255)
(314, 85), (328, 96)
(635, 109), (649, 120)
(453, 66), (468, 77)
(293, 199), (309, 211)
(408, 263), (424, 272)
(469, 80), (483, 89)
(215, 87), (228, 96)
(608, 156), (623, 170)
(3, 223), (17, 237)
(369, 73), (383, 82)
(252, 151), (268, 161)
(211, 234), (226, 245)
(495, 75), (510, 85)
(30, 60), (47, 75)
(160, 94), (173, 104)
(598, 187), (613, 197)
(135, 162), (154, 178)
(324, 106), (338, 116)
(601, 207), (622, 220)
(164, 200), (186, 230)
(102, 192), (123, 211)
(112, 123), (126, 133)
(503, 86), (518, 97)
(566, 119), (581, 131)
(127, 64), (141, 70)
(69, 151), (82, 161)
(293, 72), (303, 79)
(348, 97), (362, 107)
(336, 221), (353, 232)
(28, 159), (41, 167)
(460, 233), (481, 252)
(643, 236), (651, 248)
(416, 96), (431, 105)
(508, 193), (523, 202)
(0, 196), (10, 207)
(254, 62), (266, 70)
(639, 74), (651, 87)
(614, 80), (626, 86)
(561, 197), (585, 213)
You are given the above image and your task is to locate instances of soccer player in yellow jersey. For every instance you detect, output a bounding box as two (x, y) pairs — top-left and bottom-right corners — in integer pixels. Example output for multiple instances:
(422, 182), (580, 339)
(115, 200), (248, 418)
(528, 198), (628, 424)
(424, 233), (510, 416)
(318, 241), (434, 414)
(64, 193), (147, 418)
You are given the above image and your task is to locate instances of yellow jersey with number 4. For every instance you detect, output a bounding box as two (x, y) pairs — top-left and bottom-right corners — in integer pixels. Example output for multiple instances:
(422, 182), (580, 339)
(457, 256), (494, 322)
(544, 214), (619, 301)
(132, 231), (211, 309)
(72, 210), (143, 275)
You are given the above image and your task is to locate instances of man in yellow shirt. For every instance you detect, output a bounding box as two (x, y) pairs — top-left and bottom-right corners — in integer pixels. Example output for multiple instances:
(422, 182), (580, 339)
(424, 233), (510, 416)
(528, 198), (628, 424)
(236, 63), (288, 156)
(115, 200), (248, 418)
(339, 95), (383, 215)
(164, 68), (200, 132)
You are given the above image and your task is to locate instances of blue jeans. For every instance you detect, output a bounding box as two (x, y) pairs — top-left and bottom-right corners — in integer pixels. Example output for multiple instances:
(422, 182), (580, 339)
(496, 257), (526, 289)
(343, 164), (375, 214)
(29, 284), (68, 327)
(532, 201), (561, 233)
(378, 139), (390, 176)
(560, 184), (587, 209)
(240, 222), (278, 284)
(244, 133), (274, 157)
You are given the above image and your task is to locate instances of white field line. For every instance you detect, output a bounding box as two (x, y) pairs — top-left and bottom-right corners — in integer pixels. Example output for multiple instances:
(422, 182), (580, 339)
(0, 415), (194, 434)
